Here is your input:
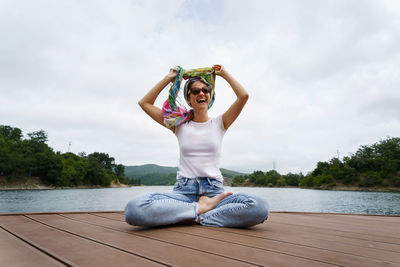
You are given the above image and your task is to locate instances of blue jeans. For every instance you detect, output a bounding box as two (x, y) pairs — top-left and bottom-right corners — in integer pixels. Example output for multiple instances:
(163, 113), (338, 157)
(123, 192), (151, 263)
(124, 178), (269, 228)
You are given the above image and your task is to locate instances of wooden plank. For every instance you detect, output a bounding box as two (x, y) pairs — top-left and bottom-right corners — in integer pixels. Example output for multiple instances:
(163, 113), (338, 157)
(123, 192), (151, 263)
(273, 211), (400, 218)
(272, 212), (400, 235)
(0, 227), (64, 267)
(91, 211), (125, 221)
(62, 213), (338, 267)
(299, 213), (400, 230)
(208, 219), (400, 254)
(94, 212), (400, 253)
(0, 210), (122, 216)
(269, 213), (400, 244)
(177, 219), (400, 264)
(272, 212), (400, 232)
(63, 213), (394, 266)
(272, 220), (399, 251)
(171, 226), (400, 265)
(29, 214), (254, 267)
(1, 211), (399, 267)
(0, 215), (162, 266)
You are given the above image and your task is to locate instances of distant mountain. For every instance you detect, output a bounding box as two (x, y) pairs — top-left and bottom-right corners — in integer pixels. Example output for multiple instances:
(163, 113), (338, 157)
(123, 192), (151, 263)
(124, 164), (245, 185)
(125, 164), (178, 177)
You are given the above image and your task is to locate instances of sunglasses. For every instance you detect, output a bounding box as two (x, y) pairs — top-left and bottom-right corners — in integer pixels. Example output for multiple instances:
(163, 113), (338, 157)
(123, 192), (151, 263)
(190, 87), (211, 95)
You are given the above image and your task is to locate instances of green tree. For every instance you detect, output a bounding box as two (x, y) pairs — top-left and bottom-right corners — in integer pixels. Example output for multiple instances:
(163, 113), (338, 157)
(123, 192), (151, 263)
(340, 164), (358, 185)
(312, 161), (330, 176)
(85, 157), (104, 185)
(313, 174), (335, 187)
(88, 152), (115, 170)
(114, 164), (129, 184)
(59, 153), (88, 186)
(265, 170), (280, 186)
(248, 171), (265, 185)
(27, 130), (48, 143)
(299, 175), (314, 187)
(276, 176), (287, 187)
(359, 171), (382, 187)
(115, 164), (125, 178)
(129, 178), (141, 185)
(0, 126), (23, 142)
(231, 176), (246, 186)
(285, 173), (302, 186)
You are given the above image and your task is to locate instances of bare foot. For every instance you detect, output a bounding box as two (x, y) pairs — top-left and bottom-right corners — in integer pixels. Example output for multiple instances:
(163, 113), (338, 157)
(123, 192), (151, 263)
(197, 192), (233, 215)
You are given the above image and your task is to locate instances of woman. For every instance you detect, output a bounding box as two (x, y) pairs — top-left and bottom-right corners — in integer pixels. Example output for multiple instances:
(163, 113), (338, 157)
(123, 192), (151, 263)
(125, 65), (269, 227)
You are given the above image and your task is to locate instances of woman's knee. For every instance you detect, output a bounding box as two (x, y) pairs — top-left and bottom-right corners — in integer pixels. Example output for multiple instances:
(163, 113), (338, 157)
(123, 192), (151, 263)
(250, 194), (269, 222)
(125, 193), (177, 226)
(239, 193), (269, 225)
(124, 197), (141, 225)
(124, 194), (154, 226)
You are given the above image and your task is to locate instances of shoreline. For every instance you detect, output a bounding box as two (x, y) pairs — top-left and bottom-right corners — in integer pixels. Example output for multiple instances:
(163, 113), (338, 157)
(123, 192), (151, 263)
(230, 184), (400, 192)
(0, 184), (133, 191)
(1, 183), (399, 192)
(0, 176), (133, 191)
(314, 185), (400, 192)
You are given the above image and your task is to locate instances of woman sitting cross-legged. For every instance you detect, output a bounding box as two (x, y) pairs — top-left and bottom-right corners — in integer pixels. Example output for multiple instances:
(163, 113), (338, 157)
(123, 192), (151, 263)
(124, 65), (269, 227)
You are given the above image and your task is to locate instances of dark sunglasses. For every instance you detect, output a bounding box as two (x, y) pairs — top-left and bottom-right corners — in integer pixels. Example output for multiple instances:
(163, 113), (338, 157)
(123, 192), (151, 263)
(190, 87), (211, 95)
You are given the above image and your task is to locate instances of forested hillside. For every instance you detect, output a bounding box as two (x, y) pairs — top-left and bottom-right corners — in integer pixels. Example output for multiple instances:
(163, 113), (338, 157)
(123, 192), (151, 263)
(125, 164), (178, 177)
(0, 125), (128, 187)
(232, 137), (400, 189)
(3, 124), (398, 190)
(125, 165), (244, 185)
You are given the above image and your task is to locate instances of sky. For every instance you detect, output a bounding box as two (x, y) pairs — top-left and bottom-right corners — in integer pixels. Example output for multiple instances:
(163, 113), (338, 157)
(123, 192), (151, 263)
(1, 0), (399, 174)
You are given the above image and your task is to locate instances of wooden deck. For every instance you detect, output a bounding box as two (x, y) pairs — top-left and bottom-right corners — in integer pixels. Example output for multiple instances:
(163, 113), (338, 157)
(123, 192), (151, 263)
(0, 211), (399, 267)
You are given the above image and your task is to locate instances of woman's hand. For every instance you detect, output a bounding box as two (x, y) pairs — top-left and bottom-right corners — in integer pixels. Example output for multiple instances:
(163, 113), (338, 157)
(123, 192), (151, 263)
(165, 69), (178, 83)
(212, 64), (227, 77)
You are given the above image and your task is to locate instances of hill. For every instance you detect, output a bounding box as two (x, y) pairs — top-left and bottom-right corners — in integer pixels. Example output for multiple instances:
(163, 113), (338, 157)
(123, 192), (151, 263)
(125, 164), (178, 177)
(124, 164), (245, 185)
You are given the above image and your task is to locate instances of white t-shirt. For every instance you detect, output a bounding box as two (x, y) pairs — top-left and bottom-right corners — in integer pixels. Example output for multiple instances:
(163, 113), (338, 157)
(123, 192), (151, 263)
(174, 115), (227, 181)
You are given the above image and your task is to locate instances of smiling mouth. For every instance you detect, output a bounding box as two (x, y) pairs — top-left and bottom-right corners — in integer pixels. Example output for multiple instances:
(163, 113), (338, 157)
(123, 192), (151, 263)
(197, 99), (206, 103)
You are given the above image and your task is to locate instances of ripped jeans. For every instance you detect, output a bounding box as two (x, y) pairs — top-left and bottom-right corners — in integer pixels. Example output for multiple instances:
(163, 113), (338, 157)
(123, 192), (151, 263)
(124, 177), (269, 228)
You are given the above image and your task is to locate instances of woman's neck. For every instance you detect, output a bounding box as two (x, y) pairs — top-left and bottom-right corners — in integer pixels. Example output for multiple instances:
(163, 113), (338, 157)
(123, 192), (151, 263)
(192, 109), (209, 122)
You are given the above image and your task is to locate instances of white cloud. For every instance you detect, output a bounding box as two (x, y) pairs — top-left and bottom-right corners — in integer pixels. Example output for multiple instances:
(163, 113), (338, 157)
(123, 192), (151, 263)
(1, 0), (399, 174)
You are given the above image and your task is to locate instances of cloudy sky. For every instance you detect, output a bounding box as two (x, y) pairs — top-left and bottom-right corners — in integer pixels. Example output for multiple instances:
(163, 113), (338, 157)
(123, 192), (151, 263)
(1, 0), (399, 174)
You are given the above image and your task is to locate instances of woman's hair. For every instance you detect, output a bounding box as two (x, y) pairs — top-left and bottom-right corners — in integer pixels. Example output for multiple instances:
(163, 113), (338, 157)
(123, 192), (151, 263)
(162, 66), (216, 128)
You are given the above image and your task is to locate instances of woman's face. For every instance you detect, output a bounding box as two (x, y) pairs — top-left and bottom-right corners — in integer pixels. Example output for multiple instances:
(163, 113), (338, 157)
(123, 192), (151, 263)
(188, 81), (211, 110)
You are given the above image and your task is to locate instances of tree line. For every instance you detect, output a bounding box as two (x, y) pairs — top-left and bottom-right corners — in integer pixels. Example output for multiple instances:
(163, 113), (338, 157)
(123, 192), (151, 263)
(2, 124), (399, 189)
(0, 125), (129, 187)
(232, 137), (400, 188)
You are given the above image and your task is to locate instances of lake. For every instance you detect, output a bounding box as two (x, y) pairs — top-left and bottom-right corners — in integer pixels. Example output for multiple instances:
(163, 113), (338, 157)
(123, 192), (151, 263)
(1, 186), (400, 215)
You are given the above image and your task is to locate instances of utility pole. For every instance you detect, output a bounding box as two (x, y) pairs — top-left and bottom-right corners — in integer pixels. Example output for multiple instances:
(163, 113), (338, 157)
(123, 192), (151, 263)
(67, 141), (72, 152)
(336, 149), (340, 159)
(273, 160), (276, 170)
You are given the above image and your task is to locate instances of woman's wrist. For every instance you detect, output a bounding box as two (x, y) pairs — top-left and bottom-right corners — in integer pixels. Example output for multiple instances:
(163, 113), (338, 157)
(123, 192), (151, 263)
(219, 70), (231, 80)
(163, 75), (175, 84)
(165, 69), (177, 83)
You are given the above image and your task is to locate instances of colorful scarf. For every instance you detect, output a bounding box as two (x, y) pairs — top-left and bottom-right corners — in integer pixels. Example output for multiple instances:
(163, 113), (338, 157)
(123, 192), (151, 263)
(162, 66), (216, 128)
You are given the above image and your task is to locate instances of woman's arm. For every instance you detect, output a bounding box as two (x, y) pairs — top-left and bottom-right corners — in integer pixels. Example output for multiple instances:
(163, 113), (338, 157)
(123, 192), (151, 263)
(213, 65), (249, 130)
(138, 70), (177, 132)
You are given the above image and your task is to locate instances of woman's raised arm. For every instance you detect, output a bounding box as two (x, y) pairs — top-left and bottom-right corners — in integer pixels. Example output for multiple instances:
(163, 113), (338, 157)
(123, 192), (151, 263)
(213, 65), (249, 130)
(138, 70), (177, 132)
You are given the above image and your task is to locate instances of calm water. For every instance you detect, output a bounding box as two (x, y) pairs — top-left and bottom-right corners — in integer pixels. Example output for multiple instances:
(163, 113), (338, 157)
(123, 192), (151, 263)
(1, 186), (399, 215)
